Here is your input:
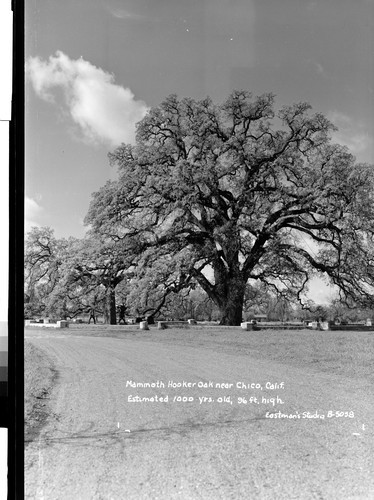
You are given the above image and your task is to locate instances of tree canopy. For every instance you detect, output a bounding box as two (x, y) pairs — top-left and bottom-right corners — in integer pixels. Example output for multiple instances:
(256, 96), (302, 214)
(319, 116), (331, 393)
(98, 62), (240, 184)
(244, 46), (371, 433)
(24, 227), (135, 322)
(24, 227), (73, 318)
(84, 91), (374, 324)
(56, 92), (374, 324)
(56, 236), (133, 323)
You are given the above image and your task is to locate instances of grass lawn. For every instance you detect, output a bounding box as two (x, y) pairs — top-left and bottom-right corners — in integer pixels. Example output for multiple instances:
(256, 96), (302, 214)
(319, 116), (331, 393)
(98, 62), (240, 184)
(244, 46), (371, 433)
(26, 324), (374, 383)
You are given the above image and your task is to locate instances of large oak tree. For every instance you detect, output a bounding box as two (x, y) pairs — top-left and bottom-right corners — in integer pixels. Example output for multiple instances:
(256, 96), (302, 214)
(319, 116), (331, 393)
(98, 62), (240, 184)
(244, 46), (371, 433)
(85, 91), (374, 325)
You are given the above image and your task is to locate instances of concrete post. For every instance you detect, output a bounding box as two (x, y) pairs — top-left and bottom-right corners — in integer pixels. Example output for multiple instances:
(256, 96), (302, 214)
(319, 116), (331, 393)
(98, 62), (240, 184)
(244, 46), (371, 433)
(241, 322), (254, 331)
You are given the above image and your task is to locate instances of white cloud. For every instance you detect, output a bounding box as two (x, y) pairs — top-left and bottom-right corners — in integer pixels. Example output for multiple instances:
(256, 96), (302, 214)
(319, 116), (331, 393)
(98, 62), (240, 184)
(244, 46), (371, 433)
(328, 111), (352, 127)
(314, 62), (325, 75)
(25, 196), (43, 234)
(328, 111), (373, 162)
(27, 51), (148, 147)
(306, 58), (327, 77)
(109, 8), (144, 20)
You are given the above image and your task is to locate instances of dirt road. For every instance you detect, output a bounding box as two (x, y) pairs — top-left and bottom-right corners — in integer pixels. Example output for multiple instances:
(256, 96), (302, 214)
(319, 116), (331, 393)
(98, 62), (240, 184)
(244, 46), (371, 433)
(25, 328), (374, 499)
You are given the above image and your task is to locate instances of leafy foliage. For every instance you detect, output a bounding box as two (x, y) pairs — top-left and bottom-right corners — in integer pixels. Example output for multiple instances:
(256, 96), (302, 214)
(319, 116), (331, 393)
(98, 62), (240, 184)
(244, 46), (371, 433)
(25, 227), (134, 323)
(85, 91), (374, 324)
(24, 227), (73, 317)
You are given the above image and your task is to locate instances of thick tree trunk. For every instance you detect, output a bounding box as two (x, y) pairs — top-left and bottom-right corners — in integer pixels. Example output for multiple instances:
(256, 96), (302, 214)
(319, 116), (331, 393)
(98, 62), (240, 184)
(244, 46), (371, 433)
(196, 256), (247, 326)
(104, 287), (117, 325)
(219, 295), (245, 325)
(217, 275), (246, 326)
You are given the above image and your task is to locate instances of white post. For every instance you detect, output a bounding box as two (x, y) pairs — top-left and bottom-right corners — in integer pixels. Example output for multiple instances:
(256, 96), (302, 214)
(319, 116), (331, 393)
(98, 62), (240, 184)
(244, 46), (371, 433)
(241, 322), (254, 331)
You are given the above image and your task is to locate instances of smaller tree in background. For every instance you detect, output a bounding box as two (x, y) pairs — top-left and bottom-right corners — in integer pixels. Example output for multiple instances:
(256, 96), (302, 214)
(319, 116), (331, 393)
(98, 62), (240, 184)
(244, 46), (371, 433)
(48, 236), (134, 324)
(24, 226), (73, 318)
(326, 299), (373, 324)
(188, 288), (220, 322)
(242, 282), (295, 321)
(25, 227), (136, 323)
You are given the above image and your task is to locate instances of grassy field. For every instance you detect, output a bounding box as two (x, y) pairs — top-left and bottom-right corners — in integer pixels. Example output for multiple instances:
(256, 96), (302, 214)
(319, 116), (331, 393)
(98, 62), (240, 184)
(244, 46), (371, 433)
(26, 324), (374, 383)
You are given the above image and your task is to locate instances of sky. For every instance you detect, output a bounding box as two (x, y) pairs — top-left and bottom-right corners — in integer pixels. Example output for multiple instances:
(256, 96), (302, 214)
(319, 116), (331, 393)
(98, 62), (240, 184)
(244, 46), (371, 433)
(25, 0), (374, 303)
